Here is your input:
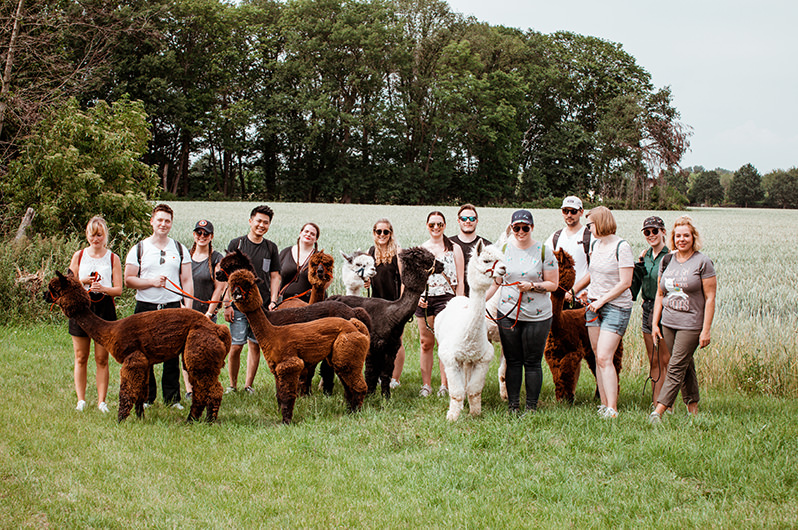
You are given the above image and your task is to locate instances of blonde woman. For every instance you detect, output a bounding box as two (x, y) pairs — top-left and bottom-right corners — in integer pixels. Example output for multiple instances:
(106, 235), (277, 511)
(649, 216), (716, 424)
(67, 216), (123, 413)
(415, 211), (464, 397)
(367, 218), (404, 387)
(584, 206), (634, 419)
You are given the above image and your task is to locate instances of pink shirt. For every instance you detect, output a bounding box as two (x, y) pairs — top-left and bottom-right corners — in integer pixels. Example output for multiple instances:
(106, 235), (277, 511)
(587, 236), (635, 309)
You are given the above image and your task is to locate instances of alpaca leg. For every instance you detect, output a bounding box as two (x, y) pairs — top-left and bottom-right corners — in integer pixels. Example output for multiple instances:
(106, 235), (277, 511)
(205, 379), (224, 422)
(298, 363), (316, 396)
(119, 352), (148, 422)
(319, 359), (335, 396)
(363, 349), (383, 395)
(466, 359), (493, 417)
(186, 371), (206, 422)
(330, 333), (369, 411)
(443, 360), (465, 421)
(498, 351), (508, 401)
(274, 358), (304, 424)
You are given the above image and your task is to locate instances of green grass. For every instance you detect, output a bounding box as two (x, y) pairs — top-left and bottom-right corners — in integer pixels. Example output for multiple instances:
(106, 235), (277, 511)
(2, 322), (797, 528)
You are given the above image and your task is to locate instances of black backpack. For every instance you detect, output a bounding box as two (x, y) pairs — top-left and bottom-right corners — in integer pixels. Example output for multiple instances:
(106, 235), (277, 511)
(552, 227), (592, 265)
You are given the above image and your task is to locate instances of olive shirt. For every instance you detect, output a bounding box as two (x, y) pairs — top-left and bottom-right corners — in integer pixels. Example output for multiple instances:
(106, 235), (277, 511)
(631, 246), (669, 302)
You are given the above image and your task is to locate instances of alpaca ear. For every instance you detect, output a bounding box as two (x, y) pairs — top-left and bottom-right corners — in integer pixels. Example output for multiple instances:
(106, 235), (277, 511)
(341, 251), (353, 264)
(475, 239), (485, 254)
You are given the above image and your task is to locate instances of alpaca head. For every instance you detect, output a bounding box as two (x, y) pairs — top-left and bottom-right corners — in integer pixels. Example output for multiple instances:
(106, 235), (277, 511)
(554, 248), (576, 291)
(341, 250), (376, 284)
(308, 251), (334, 288)
(466, 241), (506, 293)
(228, 269), (263, 313)
(45, 271), (91, 317)
(398, 246), (444, 292)
(216, 248), (255, 282)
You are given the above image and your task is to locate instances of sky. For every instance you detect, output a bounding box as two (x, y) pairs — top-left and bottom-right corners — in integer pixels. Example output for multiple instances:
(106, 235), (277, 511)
(445, 0), (798, 174)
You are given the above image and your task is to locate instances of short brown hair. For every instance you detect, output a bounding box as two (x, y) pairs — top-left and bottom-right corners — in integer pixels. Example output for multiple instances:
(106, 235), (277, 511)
(669, 215), (703, 251)
(151, 203), (174, 219)
(585, 206), (616, 237)
(457, 204), (478, 218)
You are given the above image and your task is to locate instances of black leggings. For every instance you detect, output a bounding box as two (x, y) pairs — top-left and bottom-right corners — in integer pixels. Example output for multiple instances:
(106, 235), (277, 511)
(498, 316), (552, 410)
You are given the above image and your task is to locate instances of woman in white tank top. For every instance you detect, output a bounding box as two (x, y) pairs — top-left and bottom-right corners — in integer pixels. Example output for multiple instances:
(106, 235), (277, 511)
(66, 216), (123, 413)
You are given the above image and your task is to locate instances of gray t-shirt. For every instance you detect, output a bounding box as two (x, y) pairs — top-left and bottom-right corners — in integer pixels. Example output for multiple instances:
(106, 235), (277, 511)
(659, 251), (716, 330)
(498, 242), (557, 322)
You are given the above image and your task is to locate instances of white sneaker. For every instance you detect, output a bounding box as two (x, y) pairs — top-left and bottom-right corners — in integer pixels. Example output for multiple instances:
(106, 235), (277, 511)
(224, 386), (237, 394)
(419, 384), (432, 398)
(437, 386), (448, 397)
(648, 411), (662, 425)
(76, 400), (86, 412)
(389, 378), (401, 389)
(597, 404), (607, 416)
(142, 402), (152, 409)
(98, 402), (110, 413)
(602, 407), (618, 419)
(171, 402), (185, 410)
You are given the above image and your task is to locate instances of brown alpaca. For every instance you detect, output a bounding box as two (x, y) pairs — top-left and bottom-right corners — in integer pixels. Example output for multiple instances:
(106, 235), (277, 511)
(45, 271), (231, 422)
(279, 251), (334, 308)
(545, 249), (623, 403)
(227, 269), (370, 424)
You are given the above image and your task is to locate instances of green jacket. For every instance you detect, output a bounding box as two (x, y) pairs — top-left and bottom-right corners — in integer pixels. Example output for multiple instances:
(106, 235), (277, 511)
(631, 246), (669, 301)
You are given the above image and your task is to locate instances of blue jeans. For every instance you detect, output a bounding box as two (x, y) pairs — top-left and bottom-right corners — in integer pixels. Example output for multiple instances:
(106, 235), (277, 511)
(585, 303), (631, 336)
(498, 316), (552, 410)
(229, 307), (258, 345)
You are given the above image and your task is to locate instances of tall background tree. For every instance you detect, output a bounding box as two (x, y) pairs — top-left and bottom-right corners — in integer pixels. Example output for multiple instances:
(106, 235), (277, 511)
(728, 163), (764, 207)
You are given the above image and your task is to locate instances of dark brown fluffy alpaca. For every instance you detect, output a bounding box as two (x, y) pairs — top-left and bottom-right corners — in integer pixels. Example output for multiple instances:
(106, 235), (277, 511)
(217, 249), (370, 396)
(228, 269), (370, 424)
(279, 251), (334, 308)
(45, 271), (231, 422)
(328, 246), (444, 398)
(545, 249), (623, 403)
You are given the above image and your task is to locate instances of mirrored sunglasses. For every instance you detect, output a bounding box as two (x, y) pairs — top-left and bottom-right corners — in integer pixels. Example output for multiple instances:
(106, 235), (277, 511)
(459, 216), (477, 222)
(428, 222), (444, 229)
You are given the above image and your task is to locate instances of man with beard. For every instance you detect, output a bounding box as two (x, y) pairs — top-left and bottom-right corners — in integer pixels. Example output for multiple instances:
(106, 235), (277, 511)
(450, 204), (492, 297)
(545, 196), (592, 307)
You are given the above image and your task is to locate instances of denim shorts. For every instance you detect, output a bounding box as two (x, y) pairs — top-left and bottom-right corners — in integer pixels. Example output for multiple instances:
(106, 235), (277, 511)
(641, 299), (655, 334)
(229, 306), (258, 345)
(585, 302), (631, 335)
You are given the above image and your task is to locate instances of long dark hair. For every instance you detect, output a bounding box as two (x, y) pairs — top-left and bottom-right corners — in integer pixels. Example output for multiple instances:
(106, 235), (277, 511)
(190, 238), (215, 280)
(426, 211), (453, 251)
(296, 222), (320, 252)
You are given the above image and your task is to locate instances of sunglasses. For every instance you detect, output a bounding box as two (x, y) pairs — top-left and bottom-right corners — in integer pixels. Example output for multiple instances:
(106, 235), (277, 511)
(586, 222), (594, 230)
(512, 224), (531, 233)
(428, 222), (444, 229)
(643, 228), (660, 237)
(194, 230), (211, 237)
(374, 229), (391, 236)
(159, 249), (166, 265)
(459, 216), (477, 222)
(562, 208), (579, 215)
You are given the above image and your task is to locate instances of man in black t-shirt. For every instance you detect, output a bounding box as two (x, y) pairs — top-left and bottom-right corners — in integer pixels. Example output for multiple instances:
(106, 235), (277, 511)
(223, 205), (281, 394)
(450, 203), (492, 297)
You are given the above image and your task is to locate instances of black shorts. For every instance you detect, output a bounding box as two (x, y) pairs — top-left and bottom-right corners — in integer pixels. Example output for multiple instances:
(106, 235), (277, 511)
(68, 295), (117, 337)
(414, 293), (456, 318)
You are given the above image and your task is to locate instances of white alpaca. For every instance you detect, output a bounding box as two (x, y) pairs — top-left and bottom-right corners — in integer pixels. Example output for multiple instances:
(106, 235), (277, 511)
(435, 240), (506, 421)
(340, 251), (377, 296)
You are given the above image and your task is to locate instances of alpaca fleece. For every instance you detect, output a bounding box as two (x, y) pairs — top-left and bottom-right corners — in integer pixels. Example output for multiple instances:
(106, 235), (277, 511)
(228, 269), (370, 424)
(328, 246), (444, 398)
(340, 250), (376, 296)
(435, 241), (506, 420)
(46, 272), (231, 422)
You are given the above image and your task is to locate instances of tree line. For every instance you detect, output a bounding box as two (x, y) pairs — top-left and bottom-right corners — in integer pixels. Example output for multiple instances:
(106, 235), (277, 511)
(1, 0), (698, 214)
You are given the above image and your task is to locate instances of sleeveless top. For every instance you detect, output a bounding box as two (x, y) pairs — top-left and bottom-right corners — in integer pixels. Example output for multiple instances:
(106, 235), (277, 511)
(77, 249), (114, 291)
(426, 250), (457, 297)
(368, 246), (401, 301)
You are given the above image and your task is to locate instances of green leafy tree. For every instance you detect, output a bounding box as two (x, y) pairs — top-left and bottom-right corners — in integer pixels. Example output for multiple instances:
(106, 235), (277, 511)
(728, 163), (764, 207)
(688, 170), (724, 206)
(3, 97), (157, 237)
(763, 168), (798, 208)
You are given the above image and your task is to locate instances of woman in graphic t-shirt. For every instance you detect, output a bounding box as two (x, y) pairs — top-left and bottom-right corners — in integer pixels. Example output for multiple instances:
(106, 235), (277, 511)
(649, 215), (716, 424)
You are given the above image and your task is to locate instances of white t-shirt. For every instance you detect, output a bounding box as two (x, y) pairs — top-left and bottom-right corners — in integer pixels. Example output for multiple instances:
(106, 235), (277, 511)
(125, 237), (191, 304)
(77, 249), (114, 291)
(586, 235), (635, 309)
(545, 226), (591, 297)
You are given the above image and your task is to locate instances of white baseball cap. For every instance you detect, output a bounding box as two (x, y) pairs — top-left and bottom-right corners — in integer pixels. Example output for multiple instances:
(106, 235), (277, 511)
(561, 196), (583, 210)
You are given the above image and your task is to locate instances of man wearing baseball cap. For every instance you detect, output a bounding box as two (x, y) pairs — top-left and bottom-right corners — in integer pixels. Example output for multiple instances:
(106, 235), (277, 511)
(544, 196), (592, 306)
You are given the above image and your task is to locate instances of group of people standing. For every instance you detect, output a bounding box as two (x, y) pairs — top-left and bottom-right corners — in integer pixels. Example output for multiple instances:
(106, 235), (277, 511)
(65, 198), (716, 424)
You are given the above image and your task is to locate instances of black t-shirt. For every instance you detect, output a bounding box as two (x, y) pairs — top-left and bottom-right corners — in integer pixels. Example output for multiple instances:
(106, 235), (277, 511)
(279, 246), (313, 302)
(450, 235), (492, 297)
(191, 250), (223, 314)
(227, 235), (281, 308)
(367, 246), (401, 301)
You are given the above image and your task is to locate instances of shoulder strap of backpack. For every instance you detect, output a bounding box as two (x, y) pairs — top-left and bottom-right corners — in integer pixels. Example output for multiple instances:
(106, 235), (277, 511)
(541, 243), (545, 264)
(175, 239), (184, 287)
(552, 229), (562, 249)
(615, 239), (627, 261)
(136, 241), (143, 277)
(583, 228), (591, 264)
(661, 252), (674, 271)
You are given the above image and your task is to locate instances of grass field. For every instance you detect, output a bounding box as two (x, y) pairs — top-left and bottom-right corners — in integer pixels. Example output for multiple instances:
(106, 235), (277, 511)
(2, 203), (797, 527)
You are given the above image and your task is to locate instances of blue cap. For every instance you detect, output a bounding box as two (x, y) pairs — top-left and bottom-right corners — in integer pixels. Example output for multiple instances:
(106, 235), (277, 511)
(511, 209), (534, 225)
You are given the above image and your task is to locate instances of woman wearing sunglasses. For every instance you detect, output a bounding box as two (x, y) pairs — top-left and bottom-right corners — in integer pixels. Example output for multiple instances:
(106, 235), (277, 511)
(368, 218), (405, 388)
(415, 211), (464, 398)
(488, 209), (558, 414)
(630, 216), (670, 406)
(583, 206), (634, 419)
